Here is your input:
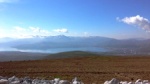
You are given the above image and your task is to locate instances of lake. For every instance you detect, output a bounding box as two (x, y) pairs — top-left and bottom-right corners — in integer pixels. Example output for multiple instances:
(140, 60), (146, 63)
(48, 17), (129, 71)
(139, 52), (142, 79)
(0, 47), (108, 53)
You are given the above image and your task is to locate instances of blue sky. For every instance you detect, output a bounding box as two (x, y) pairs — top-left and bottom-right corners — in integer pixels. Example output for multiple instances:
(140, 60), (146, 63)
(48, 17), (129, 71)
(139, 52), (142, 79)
(0, 0), (150, 39)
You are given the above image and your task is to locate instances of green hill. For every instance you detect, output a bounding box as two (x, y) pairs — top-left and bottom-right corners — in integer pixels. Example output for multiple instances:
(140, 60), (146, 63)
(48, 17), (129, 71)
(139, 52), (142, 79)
(44, 51), (101, 59)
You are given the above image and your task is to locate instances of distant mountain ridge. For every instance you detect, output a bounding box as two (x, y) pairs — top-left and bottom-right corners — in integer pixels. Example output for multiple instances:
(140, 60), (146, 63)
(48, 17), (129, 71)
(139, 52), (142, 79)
(1, 35), (150, 55)
(12, 35), (117, 49)
(0, 35), (116, 48)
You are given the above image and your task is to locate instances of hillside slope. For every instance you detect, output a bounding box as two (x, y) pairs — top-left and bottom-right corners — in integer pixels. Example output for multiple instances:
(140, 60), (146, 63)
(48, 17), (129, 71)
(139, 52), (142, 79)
(44, 51), (101, 59)
(1, 56), (150, 83)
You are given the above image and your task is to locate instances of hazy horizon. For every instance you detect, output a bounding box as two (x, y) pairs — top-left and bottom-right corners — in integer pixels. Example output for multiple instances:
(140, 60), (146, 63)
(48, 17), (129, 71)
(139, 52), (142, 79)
(0, 34), (150, 39)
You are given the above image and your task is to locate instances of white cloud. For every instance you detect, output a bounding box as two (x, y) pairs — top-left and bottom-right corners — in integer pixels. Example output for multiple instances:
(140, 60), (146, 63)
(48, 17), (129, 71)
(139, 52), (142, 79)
(29, 26), (50, 34)
(11, 26), (51, 38)
(0, 29), (4, 38)
(14, 26), (26, 32)
(0, 28), (12, 38)
(0, 27), (70, 38)
(0, 0), (19, 3)
(29, 27), (41, 33)
(118, 15), (150, 32)
(54, 28), (68, 33)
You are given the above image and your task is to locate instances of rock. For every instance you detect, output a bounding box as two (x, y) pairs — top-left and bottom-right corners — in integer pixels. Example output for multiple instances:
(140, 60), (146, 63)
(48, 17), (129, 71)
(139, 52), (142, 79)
(0, 76), (85, 84)
(104, 81), (109, 84)
(143, 80), (150, 84)
(128, 82), (134, 84)
(59, 80), (70, 84)
(54, 78), (60, 84)
(135, 79), (143, 84)
(72, 77), (84, 84)
(8, 76), (20, 82)
(10, 80), (20, 84)
(120, 81), (128, 84)
(0, 79), (8, 84)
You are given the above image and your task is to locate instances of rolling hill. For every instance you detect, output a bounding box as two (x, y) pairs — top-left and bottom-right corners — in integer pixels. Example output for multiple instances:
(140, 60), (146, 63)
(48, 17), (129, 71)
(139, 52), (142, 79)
(44, 51), (101, 59)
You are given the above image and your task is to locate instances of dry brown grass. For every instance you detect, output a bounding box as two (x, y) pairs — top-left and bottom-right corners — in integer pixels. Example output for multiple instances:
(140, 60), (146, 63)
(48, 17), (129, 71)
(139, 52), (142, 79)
(1, 56), (150, 83)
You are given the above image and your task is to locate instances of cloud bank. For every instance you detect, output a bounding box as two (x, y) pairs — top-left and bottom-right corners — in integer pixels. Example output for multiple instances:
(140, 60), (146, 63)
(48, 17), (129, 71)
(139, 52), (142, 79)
(118, 15), (150, 32)
(54, 28), (68, 33)
(12, 26), (51, 38)
(0, 26), (69, 38)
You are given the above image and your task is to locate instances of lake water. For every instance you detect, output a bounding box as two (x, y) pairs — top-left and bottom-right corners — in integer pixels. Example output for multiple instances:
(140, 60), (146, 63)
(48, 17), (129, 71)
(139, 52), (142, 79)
(0, 47), (108, 53)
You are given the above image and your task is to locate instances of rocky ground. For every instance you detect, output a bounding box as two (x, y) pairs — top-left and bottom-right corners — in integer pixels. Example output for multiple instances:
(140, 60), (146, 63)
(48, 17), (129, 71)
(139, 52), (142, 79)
(0, 76), (83, 84)
(1, 56), (150, 83)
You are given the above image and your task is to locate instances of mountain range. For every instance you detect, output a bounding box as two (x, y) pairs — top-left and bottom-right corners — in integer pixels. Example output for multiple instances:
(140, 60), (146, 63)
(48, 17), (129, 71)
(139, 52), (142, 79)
(0, 35), (150, 55)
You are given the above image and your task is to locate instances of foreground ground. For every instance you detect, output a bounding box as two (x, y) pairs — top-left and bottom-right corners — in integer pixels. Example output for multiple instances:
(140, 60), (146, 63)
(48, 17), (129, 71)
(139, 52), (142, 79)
(1, 56), (150, 83)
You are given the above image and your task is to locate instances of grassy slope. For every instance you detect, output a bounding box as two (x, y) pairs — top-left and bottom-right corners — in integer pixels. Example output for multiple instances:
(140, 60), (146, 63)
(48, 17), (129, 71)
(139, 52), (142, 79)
(1, 53), (150, 83)
(0, 51), (48, 61)
(44, 51), (101, 59)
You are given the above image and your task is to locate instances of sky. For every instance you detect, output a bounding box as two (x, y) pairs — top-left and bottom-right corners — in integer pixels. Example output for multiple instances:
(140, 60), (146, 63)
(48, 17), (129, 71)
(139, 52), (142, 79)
(0, 0), (150, 39)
